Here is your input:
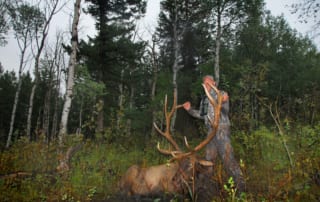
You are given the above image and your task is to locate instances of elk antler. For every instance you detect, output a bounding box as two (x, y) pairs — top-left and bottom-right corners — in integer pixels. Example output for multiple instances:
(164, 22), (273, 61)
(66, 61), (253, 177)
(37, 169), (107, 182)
(153, 93), (182, 155)
(154, 83), (223, 161)
(192, 83), (222, 152)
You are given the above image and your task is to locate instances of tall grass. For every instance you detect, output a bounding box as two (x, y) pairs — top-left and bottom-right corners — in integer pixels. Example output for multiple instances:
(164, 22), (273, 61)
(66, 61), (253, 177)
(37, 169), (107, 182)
(0, 124), (319, 201)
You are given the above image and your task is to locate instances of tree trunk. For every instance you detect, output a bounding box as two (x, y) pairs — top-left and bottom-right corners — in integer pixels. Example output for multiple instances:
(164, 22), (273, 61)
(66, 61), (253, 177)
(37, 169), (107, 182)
(51, 60), (62, 140)
(43, 61), (54, 143)
(6, 37), (29, 148)
(58, 0), (81, 145)
(76, 98), (83, 135)
(214, 8), (222, 86)
(117, 69), (124, 131)
(126, 85), (135, 136)
(26, 82), (37, 140)
(51, 88), (59, 140)
(6, 78), (22, 148)
(150, 36), (159, 136)
(26, 0), (60, 141)
(51, 32), (64, 140)
(43, 88), (52, 142)
(96, 99), (104, 133)
(170, 0), (182, 132)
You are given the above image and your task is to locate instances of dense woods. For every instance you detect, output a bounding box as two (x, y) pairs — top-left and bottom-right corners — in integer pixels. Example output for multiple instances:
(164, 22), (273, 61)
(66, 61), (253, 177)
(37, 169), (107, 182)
(0, 0), (319, 201)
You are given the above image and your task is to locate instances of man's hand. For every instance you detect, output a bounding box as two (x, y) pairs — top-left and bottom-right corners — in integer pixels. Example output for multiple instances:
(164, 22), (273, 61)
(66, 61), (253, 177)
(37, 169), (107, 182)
(222, 92), (229, 102)
(183, 101), (191, 110)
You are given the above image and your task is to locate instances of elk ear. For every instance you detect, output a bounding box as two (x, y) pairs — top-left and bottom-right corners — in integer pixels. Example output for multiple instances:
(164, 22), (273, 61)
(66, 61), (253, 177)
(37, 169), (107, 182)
(198, 160), (214, 167)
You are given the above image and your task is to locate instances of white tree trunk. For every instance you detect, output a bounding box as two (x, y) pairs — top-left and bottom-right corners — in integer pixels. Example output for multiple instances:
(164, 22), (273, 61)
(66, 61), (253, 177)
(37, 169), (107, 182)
(214, 9), (221, 86)
(58, 0), (81, 145)
(26, 0), (61, 140)
(26, 83), (37, 140)
(170, 0), (182, 131)
(149, 36), (159, 136)
(6, 78), (22, 148)
(6, 39), (28, 148)
(51, 32), (64, 140)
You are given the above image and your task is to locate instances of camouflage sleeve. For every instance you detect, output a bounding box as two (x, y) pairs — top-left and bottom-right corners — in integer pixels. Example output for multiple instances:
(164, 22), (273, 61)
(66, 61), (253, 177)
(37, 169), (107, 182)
(221, 91), (229, 114)
(219, 91), (231, 125)
(186, 108), (204, 120)
(206, 90), (229, 125)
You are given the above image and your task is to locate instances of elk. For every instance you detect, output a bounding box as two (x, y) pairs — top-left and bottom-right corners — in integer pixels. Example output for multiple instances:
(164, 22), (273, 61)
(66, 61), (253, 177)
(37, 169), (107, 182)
(119, 83), (223, 197)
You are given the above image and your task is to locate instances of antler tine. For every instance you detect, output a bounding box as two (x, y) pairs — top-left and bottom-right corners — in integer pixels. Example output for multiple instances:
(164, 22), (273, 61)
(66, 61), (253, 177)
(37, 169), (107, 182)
(156, 142), (173, 155)
(153, 92), (181, 155)
(193, 83), (223, 152)
(153, 123), (181, 153)
(184, 136), (192, 150)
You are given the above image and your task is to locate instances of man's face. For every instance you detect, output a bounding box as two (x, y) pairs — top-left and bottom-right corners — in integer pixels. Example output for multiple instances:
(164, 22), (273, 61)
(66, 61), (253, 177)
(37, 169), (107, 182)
(203, 77), (215, 90)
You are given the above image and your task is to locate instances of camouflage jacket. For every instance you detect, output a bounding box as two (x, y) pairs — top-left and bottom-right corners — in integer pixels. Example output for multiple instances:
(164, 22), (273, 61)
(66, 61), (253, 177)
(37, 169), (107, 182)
(187, 90), (230, 129)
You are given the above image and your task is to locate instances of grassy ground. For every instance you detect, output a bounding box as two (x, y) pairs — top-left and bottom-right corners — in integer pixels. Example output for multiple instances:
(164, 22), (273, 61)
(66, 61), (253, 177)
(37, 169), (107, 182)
(0, 126), (319, 201)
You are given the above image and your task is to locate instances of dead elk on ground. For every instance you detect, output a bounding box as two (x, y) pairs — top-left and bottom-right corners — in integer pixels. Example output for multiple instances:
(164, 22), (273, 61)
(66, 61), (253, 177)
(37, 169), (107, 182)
(119, 84), (223, 198)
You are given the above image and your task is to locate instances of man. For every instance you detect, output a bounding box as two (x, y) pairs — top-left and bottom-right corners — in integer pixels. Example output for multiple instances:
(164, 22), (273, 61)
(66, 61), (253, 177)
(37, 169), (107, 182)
(182, 75), (245, 192)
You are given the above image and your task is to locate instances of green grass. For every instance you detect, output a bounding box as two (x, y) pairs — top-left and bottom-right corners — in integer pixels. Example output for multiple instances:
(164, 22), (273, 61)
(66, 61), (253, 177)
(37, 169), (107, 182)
(0, 125), (319, 201)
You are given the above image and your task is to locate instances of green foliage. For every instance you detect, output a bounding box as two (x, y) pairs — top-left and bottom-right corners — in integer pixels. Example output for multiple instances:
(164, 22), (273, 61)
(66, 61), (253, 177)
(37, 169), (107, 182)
(0, 1), (9, 46)
(0, 132), (166, 201)
(0, 122), (320, 201)
(231, 124), (320, 201)
(224, 177), (247, 202)
(7, 1), (45, 39)
(1, 0), (320, 201)
(0, 71), (33, 148)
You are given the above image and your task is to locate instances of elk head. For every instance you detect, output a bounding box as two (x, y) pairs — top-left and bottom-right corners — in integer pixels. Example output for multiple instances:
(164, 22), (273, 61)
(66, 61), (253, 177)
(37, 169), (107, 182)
(119, 83), (223, 197)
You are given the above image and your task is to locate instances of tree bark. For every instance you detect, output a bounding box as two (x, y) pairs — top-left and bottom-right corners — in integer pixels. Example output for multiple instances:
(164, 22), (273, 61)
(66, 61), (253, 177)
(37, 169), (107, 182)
(150, 35), (159, 136)
(150, 76), (158, 136)
(6, 36), (28, 148)
(76, 98), (83, 135)
(96, 99), (104, 133)
(58, 0), (81, 145)
(117, 69), (124, 131)
(126, 84), (135, 136)
(43, 57), (54, 143)
(51, 57), (62, 140)
(6, 78), (22, 148)
(170, 0), (183, 132)
(26, 0), (60, 141)
(51, 33), (64, 140)
(214, 6), (222, 86)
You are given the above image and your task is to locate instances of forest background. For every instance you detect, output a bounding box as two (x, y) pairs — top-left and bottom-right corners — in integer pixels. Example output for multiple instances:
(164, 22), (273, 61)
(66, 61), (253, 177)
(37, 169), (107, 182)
(0, 0), (319, 201)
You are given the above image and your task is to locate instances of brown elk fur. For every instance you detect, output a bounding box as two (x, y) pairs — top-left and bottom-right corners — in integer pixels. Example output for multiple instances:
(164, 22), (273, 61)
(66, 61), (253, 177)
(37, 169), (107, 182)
(119, 84), (222, 197)
(119, 162), (181, 195)
(119, 158), (216, 197)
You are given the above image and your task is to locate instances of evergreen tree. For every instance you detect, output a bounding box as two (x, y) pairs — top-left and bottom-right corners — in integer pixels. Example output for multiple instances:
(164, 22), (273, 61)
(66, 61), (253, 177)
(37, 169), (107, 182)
(6, 1), (45, 147)
(156, 0), (212, 134)
(81, 0), (146, 128)
(230, 0), (266, 130)
(0, 71), (16, 147)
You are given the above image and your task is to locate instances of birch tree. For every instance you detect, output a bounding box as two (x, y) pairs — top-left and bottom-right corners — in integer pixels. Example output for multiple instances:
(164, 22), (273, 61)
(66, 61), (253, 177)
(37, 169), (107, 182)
(204, 0), (246, 86)
(158, 0), (186, 130)
(291, 0), (320, 37)
(26, 0), (67, 141)
(51, 32), (65, 140)
(42, 32), (66, 143)
(6, 2), (43, 148)
(0, 0), (10, 46)
(148, 35), (160, 136)
(58, 0), (81, 145)
(170, 0), (184, 130)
